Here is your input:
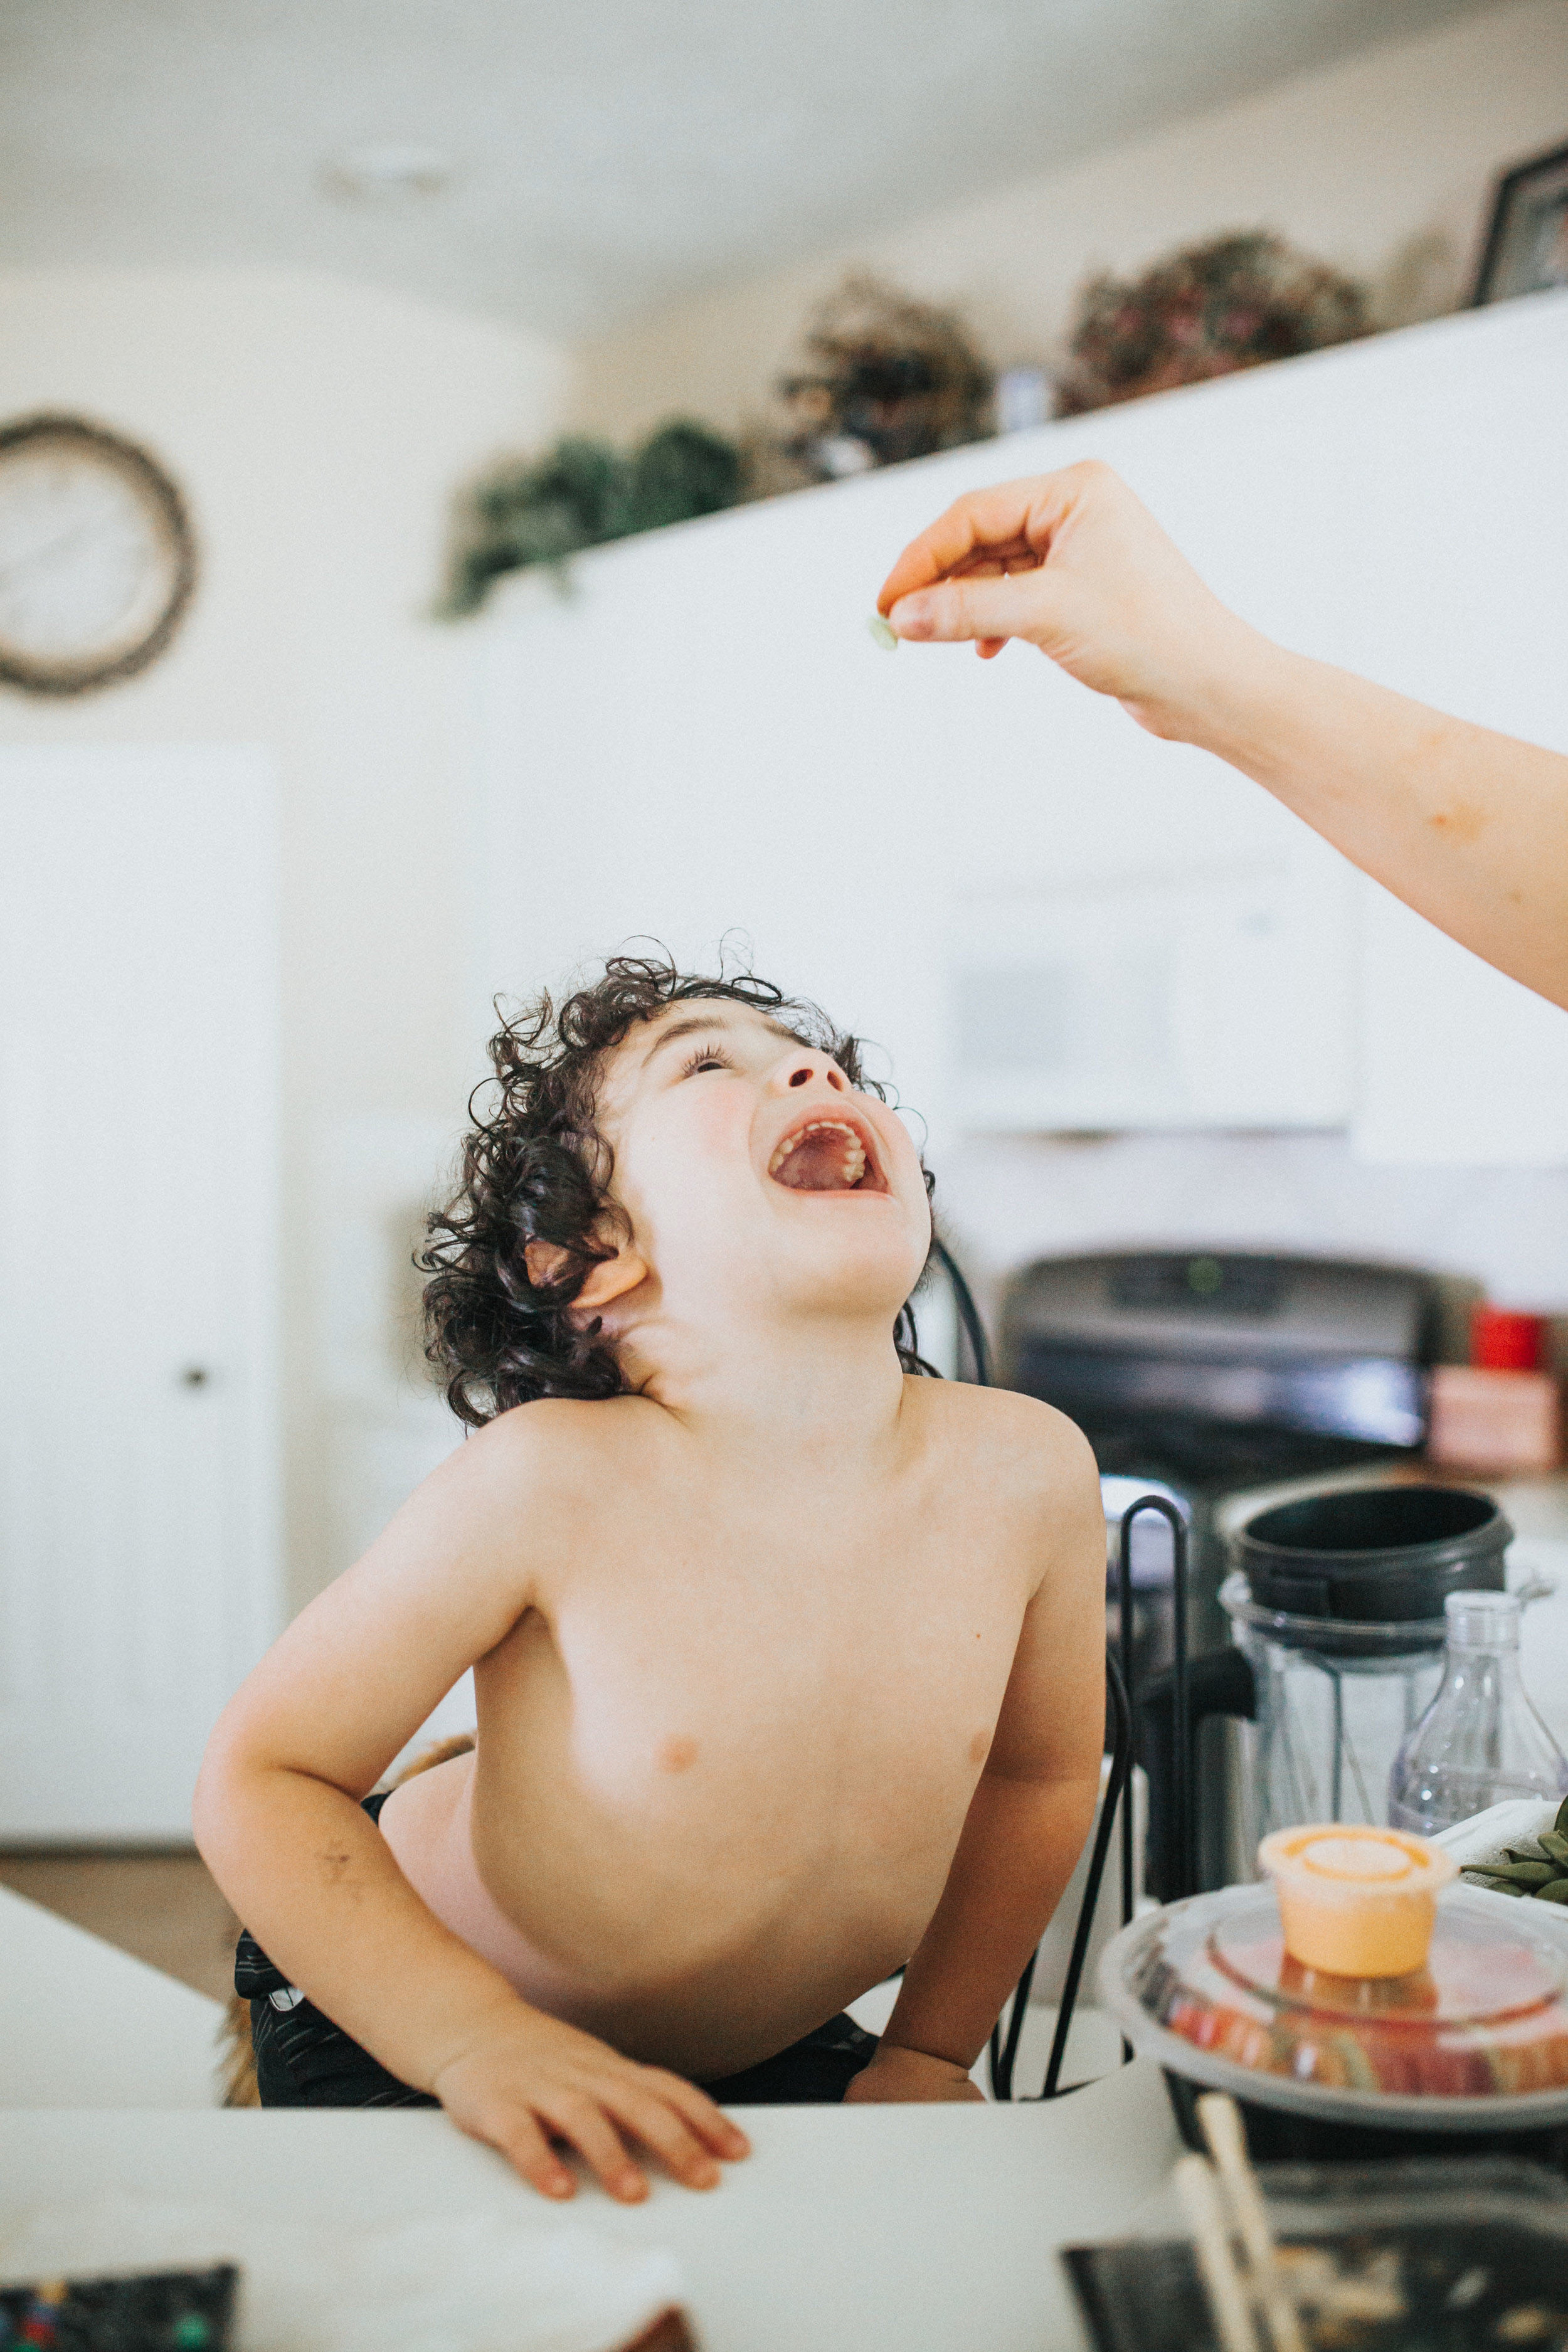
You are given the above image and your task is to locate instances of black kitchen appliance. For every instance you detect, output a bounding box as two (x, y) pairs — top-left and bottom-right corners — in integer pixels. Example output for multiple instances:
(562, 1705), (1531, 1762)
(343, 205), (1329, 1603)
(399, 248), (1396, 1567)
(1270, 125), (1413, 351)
(1000, 1251), (1446, 1888)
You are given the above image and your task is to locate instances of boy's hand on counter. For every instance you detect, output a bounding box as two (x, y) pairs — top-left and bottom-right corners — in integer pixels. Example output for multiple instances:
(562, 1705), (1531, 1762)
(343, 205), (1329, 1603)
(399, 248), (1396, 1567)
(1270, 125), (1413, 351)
(876, 458), (1264, 744)
(843, 2045), (986, 2103)
(431, 2008), (750, 2201)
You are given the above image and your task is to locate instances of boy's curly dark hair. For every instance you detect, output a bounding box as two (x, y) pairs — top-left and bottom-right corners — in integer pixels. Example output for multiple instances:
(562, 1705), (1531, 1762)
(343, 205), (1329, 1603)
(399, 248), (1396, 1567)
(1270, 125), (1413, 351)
(420, 952), (936, 1426)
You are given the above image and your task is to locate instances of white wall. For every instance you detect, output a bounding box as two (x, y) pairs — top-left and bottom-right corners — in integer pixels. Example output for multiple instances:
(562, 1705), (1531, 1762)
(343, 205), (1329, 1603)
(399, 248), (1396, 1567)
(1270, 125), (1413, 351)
(571, 0), (1568, 440)
(0, 268), (569, 1611)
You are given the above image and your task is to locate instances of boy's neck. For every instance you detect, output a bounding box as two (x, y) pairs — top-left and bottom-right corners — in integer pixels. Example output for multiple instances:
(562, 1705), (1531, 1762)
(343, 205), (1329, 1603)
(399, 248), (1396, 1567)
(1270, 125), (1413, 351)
(621, 1308), (909, 1466)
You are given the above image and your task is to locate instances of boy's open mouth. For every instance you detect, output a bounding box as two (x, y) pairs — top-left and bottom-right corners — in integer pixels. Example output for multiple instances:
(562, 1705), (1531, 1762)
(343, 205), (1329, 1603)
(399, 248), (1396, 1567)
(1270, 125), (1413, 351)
(766, 1114), (885, 1194)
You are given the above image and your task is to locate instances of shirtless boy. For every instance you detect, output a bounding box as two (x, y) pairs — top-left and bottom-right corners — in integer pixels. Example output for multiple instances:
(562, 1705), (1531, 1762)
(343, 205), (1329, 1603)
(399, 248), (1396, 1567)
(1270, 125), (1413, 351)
(194, 956), (1104, 2203)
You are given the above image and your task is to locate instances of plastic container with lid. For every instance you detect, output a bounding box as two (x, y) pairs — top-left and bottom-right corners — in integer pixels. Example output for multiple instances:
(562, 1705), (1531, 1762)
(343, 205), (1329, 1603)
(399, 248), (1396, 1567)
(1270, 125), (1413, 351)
(1259, 1822), (1456, 1977)
(1098, 1873), (1568, 2166)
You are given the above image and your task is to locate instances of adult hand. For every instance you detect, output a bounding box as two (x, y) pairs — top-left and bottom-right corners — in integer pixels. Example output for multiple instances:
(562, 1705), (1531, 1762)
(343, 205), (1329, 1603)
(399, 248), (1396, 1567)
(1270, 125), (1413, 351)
(876, 458), (1264, 743)
(432, 2008), (749, 2201)
(876, 459), (1568, 1011)
(842, 2043), (985, 2102)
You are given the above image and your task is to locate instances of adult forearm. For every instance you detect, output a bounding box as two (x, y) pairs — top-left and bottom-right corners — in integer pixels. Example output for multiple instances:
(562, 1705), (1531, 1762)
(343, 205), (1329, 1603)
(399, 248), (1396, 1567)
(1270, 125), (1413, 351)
(880, 1774), (1098, 2070)
(1175, 637), (1568, 1011)
(194, 1762), (524, 2088)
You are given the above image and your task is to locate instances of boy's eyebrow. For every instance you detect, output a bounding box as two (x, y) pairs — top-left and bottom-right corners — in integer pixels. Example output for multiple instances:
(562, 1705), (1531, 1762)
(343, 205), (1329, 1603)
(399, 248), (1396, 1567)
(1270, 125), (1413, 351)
(640, 1011), (807, 1067)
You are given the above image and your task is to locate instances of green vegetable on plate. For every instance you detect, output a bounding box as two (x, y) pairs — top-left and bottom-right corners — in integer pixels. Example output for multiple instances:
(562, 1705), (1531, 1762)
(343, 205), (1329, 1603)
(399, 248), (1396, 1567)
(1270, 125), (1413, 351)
(1460, 1796), (1568, 1904)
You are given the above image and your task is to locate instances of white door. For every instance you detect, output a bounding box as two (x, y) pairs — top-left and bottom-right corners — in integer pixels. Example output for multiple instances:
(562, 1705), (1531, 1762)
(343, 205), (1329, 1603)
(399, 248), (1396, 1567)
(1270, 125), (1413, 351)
(0, 745), (280, 1838)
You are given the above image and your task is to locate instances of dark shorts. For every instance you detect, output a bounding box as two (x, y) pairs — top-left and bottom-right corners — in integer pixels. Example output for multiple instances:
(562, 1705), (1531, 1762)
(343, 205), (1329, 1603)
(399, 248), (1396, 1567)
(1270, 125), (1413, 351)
(237, 1792), (879, 2110)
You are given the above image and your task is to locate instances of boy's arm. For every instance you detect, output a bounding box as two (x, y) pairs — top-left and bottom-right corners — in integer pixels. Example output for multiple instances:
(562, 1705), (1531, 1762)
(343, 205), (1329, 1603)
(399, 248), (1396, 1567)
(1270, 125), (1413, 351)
(847, 1421), (1106, 2101)
(193, 1408), (745, 2199)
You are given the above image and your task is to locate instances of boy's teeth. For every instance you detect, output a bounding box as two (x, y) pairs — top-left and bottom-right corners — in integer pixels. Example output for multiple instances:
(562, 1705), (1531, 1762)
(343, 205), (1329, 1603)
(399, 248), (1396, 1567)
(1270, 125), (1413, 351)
(768, 1120), (868, 1189)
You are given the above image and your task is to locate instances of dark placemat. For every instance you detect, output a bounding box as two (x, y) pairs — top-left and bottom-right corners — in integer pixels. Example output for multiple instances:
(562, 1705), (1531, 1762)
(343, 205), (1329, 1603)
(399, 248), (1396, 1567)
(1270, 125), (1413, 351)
(1061, 2218), (1568, 2352)
(0, 2264), (236, 2351)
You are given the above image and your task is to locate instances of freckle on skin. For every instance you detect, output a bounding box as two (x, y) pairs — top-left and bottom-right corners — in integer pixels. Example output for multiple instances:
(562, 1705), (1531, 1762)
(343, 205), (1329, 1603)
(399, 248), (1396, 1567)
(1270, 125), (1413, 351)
(659, 1735), (699, 1774)
(1428, 802), (1485, 844)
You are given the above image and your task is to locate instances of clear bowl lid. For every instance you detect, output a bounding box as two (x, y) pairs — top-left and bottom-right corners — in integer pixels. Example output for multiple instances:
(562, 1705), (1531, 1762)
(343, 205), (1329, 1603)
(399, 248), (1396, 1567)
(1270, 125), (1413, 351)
(1098, 1880), (1568, 2127)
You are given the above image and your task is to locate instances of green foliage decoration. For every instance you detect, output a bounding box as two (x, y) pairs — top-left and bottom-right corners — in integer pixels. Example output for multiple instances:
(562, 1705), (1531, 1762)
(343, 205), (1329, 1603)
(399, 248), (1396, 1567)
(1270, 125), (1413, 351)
(1056, 230), (1369, 418)
(775, 273), (995, 480)
(442, 419), (745, 616)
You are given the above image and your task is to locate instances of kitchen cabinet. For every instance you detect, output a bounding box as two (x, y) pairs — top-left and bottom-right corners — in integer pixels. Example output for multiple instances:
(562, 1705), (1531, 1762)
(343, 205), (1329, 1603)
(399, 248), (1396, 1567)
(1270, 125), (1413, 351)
(471, 289), (1568, 1163)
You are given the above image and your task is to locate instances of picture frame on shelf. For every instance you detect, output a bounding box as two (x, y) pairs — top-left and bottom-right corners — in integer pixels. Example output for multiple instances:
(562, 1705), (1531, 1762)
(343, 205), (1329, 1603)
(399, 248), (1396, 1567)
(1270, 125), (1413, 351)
(1473, 140), (1568, 305)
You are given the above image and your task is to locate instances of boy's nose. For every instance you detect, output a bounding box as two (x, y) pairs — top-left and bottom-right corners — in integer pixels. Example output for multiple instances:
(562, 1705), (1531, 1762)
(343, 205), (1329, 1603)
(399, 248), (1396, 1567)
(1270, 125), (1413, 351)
(778, 1051), (849, 1094)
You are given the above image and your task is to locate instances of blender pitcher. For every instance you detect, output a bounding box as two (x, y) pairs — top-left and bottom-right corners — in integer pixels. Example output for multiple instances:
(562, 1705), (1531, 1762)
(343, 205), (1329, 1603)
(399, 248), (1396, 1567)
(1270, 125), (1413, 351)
(1217, 1486), (1513, 1872)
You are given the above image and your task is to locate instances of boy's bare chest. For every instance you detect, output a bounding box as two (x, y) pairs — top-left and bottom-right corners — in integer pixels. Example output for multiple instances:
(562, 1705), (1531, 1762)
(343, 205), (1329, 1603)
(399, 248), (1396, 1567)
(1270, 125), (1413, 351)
(478, 1471), (1030, 1821)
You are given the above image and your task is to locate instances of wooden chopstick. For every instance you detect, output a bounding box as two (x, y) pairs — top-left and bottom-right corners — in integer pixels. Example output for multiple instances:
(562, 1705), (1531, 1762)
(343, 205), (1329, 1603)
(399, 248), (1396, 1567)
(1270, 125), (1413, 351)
(1173, 2154), (1263, 2352)
(1197, 2094), (1309, 2352)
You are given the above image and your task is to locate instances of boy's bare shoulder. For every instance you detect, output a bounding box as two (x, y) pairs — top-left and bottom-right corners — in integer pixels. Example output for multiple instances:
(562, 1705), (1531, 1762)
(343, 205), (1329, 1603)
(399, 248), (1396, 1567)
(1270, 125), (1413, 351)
(903, 1377), (1099, 1502)
(903, 1372), (1091, 1452)
(415, 1395), (665, 1539)
(460, 1394), (664, 1480)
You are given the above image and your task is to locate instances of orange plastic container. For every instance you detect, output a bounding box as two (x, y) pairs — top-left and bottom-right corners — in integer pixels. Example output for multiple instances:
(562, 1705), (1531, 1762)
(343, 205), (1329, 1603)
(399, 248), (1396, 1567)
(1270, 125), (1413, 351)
(1258, 1824), (1458, 1978)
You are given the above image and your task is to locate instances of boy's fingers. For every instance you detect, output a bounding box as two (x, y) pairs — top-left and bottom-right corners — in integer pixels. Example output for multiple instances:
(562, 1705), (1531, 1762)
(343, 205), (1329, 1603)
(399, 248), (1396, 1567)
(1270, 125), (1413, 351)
(610, 2090), (722, 2189)
(643, 2069), (750, 2156)
(480, 2108), (576, 2200)
(547, 2090), (647, 2203)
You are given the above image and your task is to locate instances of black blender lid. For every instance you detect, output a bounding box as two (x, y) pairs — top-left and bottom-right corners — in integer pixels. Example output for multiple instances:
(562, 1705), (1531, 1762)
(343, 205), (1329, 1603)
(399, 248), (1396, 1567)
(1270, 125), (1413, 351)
(1234, 1483), (1512, 1624)
(1245, 1485), (1498, 1554)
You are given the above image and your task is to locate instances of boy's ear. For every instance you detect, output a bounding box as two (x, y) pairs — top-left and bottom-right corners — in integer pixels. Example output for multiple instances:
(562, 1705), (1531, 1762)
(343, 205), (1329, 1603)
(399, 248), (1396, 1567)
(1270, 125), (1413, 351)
(524, 1235), (647, 1315)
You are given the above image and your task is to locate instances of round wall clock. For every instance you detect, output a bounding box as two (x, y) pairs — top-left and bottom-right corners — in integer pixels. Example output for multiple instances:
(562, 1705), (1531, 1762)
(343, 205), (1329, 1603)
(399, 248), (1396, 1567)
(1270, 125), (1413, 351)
(0, 413), (197, 696)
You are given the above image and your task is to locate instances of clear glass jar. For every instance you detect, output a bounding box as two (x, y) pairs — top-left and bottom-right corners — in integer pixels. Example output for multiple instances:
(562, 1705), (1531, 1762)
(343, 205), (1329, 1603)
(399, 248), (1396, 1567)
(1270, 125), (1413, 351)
(1387, 1590), (1568, 1836)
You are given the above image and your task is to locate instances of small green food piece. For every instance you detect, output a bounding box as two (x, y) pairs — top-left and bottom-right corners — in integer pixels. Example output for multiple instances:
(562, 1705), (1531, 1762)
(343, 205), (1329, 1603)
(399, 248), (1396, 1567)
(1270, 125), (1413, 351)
(1488, 1858), (1559, 1885)
(1556, 1794), (1568, 1837)
(1539, 1828), (1568, 1866)
(1533, 1876), (1568, 1902)
(867, 613), (899, 652)
(1461, 1867), (1527, 1894)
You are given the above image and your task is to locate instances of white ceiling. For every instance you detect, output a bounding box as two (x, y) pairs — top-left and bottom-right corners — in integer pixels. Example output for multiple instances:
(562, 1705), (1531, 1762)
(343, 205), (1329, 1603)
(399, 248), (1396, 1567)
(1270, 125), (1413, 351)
(0, 0), (1502, 342)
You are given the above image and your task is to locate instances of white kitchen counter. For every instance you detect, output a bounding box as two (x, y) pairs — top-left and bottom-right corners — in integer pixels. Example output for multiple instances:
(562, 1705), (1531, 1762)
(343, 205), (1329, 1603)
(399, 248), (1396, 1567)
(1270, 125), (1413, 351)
(1, 1883), (1179, 2348)
(0, 2062), (1177, 2352)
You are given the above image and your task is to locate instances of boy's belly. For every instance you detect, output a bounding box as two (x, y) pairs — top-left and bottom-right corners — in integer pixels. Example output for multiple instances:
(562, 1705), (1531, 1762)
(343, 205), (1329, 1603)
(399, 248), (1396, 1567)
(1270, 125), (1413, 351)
(376, 1745), (962, 2080)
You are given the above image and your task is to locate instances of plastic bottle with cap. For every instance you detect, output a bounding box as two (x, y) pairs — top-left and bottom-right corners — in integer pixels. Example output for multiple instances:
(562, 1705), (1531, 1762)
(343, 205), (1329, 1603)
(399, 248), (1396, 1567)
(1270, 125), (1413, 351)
(1388, 1589), (1568, 1836)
